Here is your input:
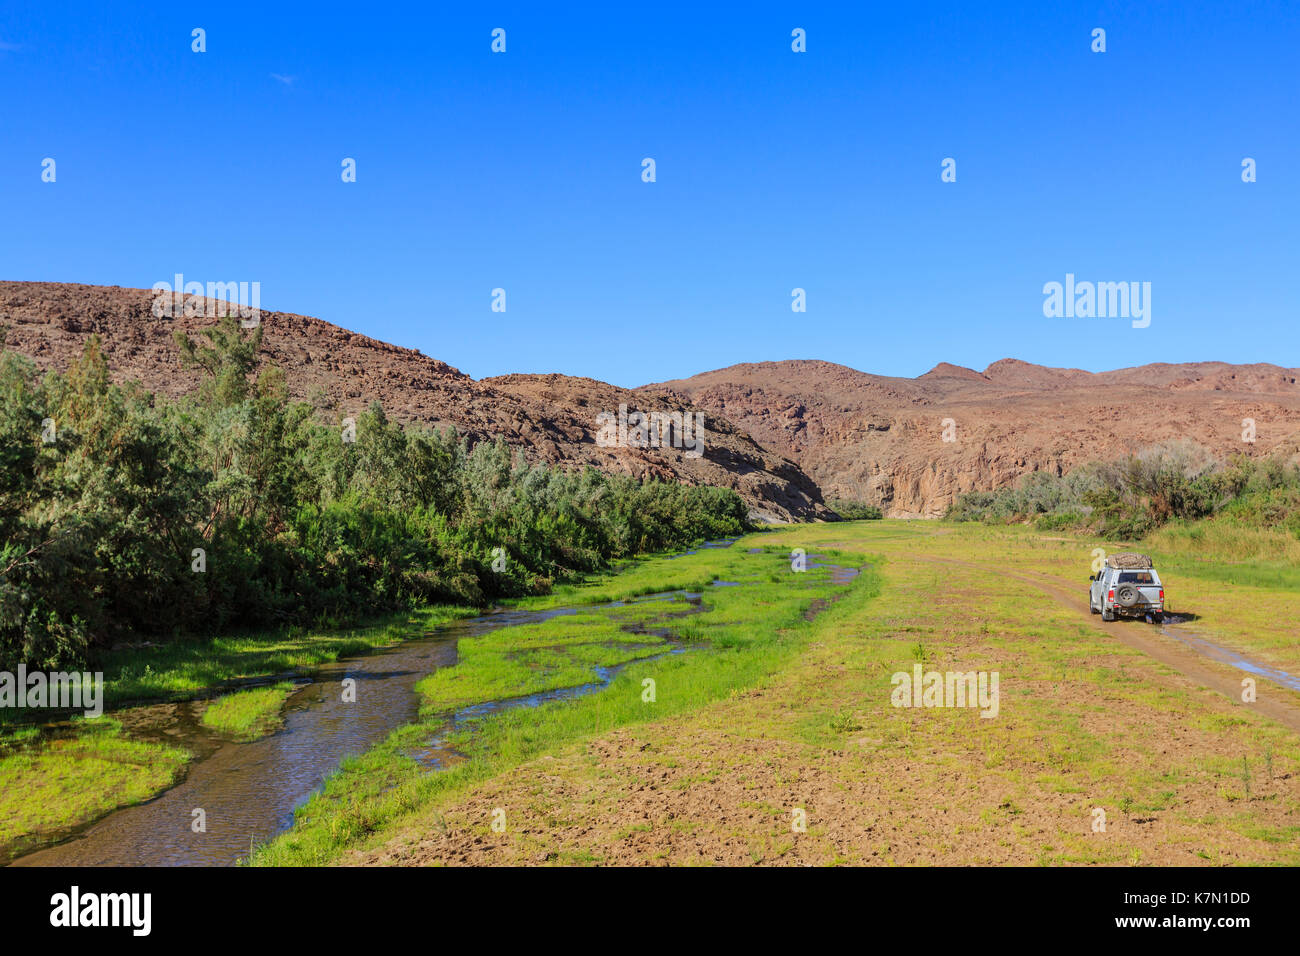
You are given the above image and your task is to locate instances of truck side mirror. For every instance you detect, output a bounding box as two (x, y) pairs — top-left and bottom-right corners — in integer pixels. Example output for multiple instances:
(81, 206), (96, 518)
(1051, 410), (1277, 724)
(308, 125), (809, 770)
(1088, 574), (1096, 582)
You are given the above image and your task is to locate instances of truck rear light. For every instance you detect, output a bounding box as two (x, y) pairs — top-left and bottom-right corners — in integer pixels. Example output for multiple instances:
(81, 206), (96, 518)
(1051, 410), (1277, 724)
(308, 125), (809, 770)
(1159, 589), (1164, 601)
(1107, 589), (1114, 600)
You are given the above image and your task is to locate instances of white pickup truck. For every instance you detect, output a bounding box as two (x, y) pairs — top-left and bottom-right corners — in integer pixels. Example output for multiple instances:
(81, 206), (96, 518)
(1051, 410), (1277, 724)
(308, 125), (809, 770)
(1089, 553), (1164, 623)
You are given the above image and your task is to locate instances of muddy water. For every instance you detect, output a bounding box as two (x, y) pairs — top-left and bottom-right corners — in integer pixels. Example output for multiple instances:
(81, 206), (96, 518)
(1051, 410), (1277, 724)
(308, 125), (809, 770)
(413, 594), (706, 769)
(1158, 615), (1300, 693)
(10, 541), (854, 867)
(412, 638), (690, 770)
(10, 607), (572, 867)
(750, 547), (864, 586)
(808, 560), (862, 585)
(8, 590), (709, 867)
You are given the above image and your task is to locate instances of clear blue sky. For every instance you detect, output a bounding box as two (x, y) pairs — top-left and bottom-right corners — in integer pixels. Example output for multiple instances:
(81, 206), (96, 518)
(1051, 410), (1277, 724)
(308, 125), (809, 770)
(2, 2), (1295, 387)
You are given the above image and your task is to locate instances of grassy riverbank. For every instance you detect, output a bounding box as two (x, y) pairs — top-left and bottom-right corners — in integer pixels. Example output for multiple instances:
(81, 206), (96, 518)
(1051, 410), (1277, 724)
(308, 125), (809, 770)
(9, 518), (1298, 866)
(201, 682), (297, 740)
(0, 605), (474, 860)
(0, 718), (189, 858)
(91, 605), (481, 713)
(252, 521), (1300, 866)
(0, 542), (751, 860)
(248, 540), (876, 865)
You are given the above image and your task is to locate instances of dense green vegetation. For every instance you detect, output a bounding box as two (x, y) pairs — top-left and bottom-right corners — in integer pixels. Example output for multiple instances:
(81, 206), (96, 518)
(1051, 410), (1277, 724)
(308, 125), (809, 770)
(0, 717), (189, 855)
(827, 498), (883, 520)
(0, 321), (748, 672)
(946, 440), (1300, 541)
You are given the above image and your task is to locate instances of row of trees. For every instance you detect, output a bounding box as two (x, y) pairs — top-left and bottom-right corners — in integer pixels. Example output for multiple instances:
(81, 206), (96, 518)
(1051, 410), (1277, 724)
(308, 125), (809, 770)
(0, 321), (749, 670)
(946, 439), (1300, 538)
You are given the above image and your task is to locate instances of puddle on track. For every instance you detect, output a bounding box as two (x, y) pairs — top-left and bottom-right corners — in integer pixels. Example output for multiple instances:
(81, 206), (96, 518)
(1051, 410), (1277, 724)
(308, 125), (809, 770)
(1157, 615), (1300, 693)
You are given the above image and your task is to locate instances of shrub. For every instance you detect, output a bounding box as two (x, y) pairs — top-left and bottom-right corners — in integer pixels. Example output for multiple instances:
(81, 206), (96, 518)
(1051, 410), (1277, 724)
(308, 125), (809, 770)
(946, 443), (1300, 540)
(828, 499), (883, 520)
(0, 332), (750, 670)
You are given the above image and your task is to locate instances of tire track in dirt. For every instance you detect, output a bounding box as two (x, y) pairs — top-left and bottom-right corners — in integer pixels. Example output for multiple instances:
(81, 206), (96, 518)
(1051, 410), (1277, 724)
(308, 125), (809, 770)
(909, 553), (1300, 735)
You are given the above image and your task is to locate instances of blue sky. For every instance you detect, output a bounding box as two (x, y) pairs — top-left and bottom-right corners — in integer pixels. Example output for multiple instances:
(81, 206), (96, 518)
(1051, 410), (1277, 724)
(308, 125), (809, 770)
(1, 2), (1295, 387)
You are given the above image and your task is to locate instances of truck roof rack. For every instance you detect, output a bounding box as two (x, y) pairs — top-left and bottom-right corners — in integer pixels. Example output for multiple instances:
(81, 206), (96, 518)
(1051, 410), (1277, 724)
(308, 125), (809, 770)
(1105, 552), (1154, 569)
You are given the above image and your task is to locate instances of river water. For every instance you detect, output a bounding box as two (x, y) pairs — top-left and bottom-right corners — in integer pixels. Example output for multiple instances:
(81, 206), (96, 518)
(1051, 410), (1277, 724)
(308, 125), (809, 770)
(9, 541), (853, 867)
(11, 607), (568, 867)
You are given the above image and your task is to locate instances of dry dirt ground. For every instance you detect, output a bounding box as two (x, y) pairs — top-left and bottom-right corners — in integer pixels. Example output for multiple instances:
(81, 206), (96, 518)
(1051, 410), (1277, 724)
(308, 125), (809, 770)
(339, 523), (1300, 866)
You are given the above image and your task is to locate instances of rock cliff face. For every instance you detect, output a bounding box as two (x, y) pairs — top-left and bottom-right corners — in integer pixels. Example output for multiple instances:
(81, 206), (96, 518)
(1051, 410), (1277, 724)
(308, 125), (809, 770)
(643, 359), (1300, 518)
(0, 282), (828, 523)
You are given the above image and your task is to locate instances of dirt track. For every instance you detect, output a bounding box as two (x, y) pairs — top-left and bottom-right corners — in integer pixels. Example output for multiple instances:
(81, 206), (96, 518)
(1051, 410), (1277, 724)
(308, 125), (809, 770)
(913, 554), (1300, 735)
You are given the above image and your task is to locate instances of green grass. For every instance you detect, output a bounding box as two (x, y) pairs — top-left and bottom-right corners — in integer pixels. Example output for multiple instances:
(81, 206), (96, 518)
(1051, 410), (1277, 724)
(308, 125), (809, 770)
(321, 518), (1297, 866)
(415, 601), (684, 714)
(15, 516), (1297, 866)
(0, 718), (190, 858)
(514, 540), (753, 611)
(248, 541), (876, 865)
(1146, 520), (1300, 590)
(201, 682), (296, 741)
(71, 604), (480, 716)
(911, 519), (1300, 677)
(0, 547), (770, 858)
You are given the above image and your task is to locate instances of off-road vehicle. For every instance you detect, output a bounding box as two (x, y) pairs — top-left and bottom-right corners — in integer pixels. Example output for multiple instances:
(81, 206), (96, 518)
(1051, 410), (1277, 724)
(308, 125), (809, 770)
(1089, 552), (1164, 623)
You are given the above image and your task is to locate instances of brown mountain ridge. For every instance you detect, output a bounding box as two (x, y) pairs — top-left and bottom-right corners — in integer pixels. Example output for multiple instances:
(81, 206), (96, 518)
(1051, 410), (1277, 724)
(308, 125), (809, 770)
(5, 281), (1298, 520)
(0, 282), (827, 523)
(644, 357), (1300, 517)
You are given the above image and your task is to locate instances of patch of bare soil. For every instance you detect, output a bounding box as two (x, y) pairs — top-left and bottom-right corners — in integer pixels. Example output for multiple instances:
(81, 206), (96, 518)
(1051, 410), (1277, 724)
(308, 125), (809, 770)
(345, 703), (1294, 867)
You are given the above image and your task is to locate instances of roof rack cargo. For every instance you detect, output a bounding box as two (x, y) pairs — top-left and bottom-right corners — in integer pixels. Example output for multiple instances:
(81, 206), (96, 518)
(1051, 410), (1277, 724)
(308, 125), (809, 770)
(1105, 552), (1153, 570)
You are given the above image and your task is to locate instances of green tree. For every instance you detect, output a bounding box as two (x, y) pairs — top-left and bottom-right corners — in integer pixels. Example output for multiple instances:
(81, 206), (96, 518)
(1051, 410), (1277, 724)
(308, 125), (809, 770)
(174, 315), (265, 407)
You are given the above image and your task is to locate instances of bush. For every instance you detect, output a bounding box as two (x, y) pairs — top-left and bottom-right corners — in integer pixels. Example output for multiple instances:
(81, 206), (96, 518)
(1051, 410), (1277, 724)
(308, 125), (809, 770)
(946, 441), (1300, 540)
(0, 330), (750, 670)
(828, 499), (883, 520)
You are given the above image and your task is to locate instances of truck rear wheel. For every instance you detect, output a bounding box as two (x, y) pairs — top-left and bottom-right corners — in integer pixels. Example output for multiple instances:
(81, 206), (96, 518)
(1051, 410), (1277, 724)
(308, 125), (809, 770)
(1115, 583), (1142, 607)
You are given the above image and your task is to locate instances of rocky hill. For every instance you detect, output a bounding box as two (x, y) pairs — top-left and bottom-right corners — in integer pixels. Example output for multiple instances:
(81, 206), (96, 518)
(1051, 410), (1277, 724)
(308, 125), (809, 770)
(9, 281), (1297, 521)
(0, 282), (828, 523)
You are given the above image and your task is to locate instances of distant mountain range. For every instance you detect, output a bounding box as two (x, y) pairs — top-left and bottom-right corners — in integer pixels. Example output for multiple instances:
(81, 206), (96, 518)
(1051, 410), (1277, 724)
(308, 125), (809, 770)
(645, 358), (1300, 516)
(4, 281), (1297, 519)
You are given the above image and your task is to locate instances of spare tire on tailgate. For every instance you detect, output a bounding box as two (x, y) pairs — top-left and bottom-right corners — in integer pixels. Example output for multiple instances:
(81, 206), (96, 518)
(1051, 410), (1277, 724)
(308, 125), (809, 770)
(1115, 583), (1142, 607)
